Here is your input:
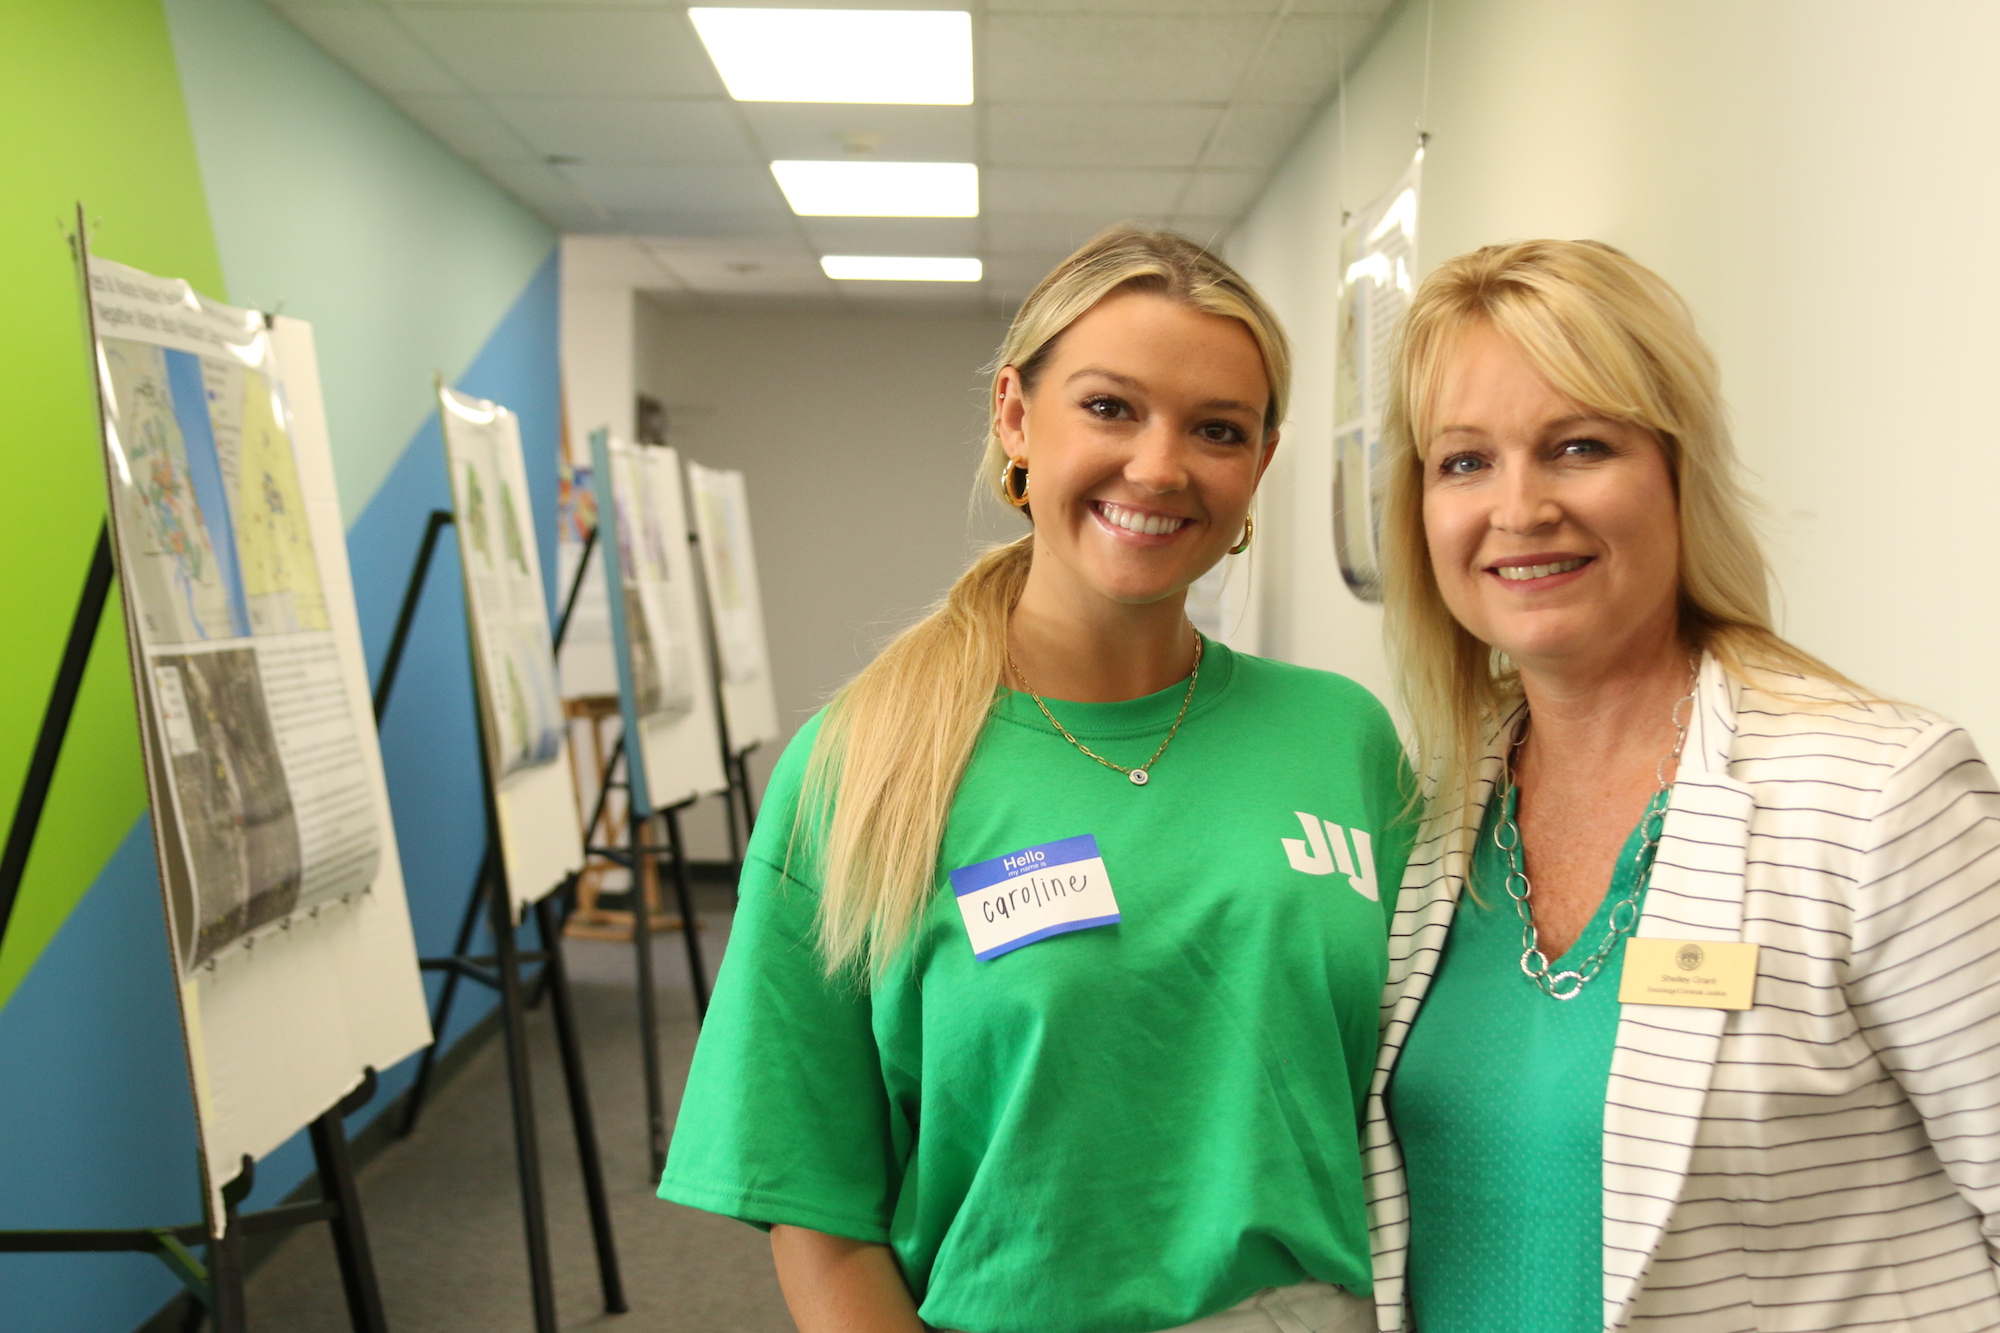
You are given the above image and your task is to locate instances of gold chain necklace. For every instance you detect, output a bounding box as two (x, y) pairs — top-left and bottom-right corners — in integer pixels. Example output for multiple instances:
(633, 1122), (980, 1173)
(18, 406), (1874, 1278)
(1006, 630), (1204, 787)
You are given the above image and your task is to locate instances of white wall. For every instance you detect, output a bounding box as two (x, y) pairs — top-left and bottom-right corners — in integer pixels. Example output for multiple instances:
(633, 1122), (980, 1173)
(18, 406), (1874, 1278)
(1229, 0), (2000, 754)
(633, 301), (1019, 757)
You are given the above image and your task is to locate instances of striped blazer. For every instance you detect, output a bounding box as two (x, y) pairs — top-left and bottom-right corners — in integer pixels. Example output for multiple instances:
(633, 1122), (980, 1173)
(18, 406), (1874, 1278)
(1365, 654), (2000, 1332)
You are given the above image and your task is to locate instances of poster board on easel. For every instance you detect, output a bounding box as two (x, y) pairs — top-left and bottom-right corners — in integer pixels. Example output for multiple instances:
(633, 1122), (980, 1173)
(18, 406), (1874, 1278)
(1331, 148), (1422, 605)
(588, 432), (728, 814)
(436, 385), (586, 912)
(683, 462), (780, 752)
(84, 256), (431, 1226)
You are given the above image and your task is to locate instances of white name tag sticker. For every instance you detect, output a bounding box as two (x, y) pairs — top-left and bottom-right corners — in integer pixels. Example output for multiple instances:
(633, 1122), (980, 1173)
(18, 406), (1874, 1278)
(949, 834), (1121, 961)
(1619, 938), (1761, 1010)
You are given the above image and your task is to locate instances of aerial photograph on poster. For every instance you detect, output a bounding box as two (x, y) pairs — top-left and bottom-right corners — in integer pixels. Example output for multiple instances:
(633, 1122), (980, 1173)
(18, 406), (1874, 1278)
(439, 386), (566, 783)
(90, 258), (383, 973)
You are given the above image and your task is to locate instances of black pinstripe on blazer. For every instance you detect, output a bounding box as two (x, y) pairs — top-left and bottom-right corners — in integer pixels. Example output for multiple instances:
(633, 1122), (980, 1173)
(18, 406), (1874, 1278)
(1367, 654), (2000, 1332)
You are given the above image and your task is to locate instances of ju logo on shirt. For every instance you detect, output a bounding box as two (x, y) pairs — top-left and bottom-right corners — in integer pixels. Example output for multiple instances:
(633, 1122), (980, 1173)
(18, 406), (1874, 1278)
(1281, 813), (1378, 900)
(949, 834), (1121, 961)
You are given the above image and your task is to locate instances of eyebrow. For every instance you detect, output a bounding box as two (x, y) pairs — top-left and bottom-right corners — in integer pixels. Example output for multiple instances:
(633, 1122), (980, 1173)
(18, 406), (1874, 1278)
(1431, 413), (1613, 439)
(1065, 366), (1261, 416)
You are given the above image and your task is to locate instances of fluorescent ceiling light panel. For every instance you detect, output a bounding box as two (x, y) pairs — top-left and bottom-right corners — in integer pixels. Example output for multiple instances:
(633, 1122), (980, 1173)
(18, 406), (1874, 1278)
(689, 8), (973, 104)
(822, 255), (982, 282)
(771, 160), (978, 217)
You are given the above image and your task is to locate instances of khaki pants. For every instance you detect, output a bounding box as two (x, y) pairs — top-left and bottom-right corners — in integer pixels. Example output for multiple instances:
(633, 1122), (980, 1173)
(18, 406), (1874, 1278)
(935, 1283), (1374, 1333)
(1154, 1282), (1373, 1333)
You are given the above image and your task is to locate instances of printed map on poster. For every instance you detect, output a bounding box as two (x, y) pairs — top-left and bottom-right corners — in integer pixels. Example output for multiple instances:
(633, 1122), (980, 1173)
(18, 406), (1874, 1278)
(687, 462), (781, 749)
(607, 440), (699, 725)
(1332, 149), (1422, 604)
(439, 389), (566, 782)
(90, 258), (381, 974)
(589, 434), (728, 813)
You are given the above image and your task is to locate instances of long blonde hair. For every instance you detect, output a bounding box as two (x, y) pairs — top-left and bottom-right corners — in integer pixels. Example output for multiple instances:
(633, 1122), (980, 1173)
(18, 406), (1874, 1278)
(1381, 239), (1851, 821)
(801, 226), (1291, 978)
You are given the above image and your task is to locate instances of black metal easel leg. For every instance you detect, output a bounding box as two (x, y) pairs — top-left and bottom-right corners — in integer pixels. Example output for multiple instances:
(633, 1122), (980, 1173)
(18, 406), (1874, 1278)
(662, 806), (710, 1022)
(629, 811), (667, 1180)
(489, 880), (560, 1333)
(205, 1158), (256, 1333)
(308, 1077), (389, 1333)
(0, 523), (112, 945)
(532, 894), (627, 1313)
(399, 847), (493, 1138)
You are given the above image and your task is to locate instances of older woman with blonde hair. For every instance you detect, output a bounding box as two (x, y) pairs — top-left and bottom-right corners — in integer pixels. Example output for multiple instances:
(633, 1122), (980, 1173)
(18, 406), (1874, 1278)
(660, 228), (1410, 1333)
(1368, 239), (2000, 1331)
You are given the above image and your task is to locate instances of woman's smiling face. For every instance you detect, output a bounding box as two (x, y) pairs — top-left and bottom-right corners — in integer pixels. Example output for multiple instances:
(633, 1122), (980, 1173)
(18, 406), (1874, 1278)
(1421, 320), (1682, 672)
(996, 289), (1276, 609)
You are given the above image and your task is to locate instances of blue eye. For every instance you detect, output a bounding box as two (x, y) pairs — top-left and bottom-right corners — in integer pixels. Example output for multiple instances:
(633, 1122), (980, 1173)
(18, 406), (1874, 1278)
(1561, 438), (1609, 458)
(1439, 454), (1484, 476)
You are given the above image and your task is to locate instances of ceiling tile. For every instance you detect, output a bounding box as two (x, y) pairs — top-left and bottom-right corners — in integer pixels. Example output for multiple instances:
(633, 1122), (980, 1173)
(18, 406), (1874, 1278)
(393, 8), (727, 99)
(984, 167), (1185, 214)
(392, 95), (536, 163)
(981, 212), (1167, 254)
(606, 210), (802, 241)
(735, 104), (979, 164)
(478, 161), (607, 230)
(985, 102), (1221, 168)
(491, 98), (758, 166)
(282, 6), (464, 95)
(1234, 13), (1378, 105)
(645, 244), (831, 297)
(564, 163), (785, 212)
(1175, 168), (1263, 217)
(562, 235), (686, 289)
(983, 15), (1266, 104)
(798, 218), (984, 255)
(1198, 101), (1316, 172)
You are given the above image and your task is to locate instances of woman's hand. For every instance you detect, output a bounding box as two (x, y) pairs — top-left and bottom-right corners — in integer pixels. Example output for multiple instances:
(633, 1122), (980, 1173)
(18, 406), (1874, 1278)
(771, 1225), (927, 1333)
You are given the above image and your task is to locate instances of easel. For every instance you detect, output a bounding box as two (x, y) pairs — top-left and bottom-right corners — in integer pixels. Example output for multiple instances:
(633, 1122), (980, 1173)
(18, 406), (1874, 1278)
(373, 509), (626, 1333)
(575, 730), (710, 1177)
(0, 523), (392, 1333)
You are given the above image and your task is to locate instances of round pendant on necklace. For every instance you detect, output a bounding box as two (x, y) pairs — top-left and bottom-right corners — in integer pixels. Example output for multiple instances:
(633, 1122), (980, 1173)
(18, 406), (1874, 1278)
(1129, 769), (1149, 786)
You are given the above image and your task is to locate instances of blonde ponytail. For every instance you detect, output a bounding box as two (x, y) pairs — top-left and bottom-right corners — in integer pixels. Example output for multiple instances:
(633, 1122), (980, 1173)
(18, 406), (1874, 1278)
(801, 226), (1290, 979)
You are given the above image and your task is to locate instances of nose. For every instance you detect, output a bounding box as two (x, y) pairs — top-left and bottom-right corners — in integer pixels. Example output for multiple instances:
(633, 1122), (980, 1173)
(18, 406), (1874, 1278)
(1123, 420), (1191, 494)
(1491, 456), (1560, 534)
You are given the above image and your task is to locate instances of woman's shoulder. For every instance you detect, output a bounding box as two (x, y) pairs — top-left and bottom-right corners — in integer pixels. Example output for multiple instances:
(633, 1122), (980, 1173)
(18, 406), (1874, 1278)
(1224, 647), (1394, 720)
(1729, 664), (1958, 757)
(1724, 666), (1996, 819)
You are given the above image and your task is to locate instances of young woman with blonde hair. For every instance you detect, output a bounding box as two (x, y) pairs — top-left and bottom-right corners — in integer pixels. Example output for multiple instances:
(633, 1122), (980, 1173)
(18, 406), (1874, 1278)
(1368, 239), (2000, 1331)
(660, 228), (1409, 1333)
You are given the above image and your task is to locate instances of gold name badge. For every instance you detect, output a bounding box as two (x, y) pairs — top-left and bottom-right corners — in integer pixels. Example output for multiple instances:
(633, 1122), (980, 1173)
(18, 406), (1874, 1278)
(1619, 939), (1760, 1010)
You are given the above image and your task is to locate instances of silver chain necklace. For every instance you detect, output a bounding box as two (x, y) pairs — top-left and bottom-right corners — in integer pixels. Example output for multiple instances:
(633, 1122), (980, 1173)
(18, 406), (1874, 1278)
(1496, 661), (1699, 1001)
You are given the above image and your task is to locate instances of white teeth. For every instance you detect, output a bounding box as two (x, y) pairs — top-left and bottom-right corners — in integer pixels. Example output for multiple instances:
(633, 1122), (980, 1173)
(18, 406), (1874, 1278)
(1495, 557), (1588, 581)
(1098, 502), (1189, 537)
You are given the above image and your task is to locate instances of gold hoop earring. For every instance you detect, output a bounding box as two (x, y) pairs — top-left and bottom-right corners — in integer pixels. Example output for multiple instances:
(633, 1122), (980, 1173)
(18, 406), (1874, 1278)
(1001, 459), (1031, 508)
(1228, 512), (1254, 555)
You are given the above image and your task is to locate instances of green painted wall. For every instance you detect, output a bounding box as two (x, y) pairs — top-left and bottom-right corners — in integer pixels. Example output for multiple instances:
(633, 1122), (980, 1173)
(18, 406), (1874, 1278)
(0, 0), (225, 1010)
(165, 0), (554, 523)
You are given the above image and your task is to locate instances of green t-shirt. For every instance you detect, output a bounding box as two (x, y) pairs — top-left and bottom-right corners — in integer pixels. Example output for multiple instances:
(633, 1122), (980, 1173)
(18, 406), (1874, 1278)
(659, 642), (1413, 1333)
(1388, 788), (1666, 1333)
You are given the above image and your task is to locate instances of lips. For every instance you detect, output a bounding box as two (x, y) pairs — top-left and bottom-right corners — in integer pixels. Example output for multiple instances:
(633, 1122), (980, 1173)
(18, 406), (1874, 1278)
(1094, 500), (1192, 538)
(1490, 555), (1591, 582)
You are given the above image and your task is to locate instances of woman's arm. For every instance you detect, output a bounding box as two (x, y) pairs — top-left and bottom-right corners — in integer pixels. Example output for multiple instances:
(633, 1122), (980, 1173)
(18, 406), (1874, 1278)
(770, 1225), (927, 1333)
(1848, 719), (2000, 1233)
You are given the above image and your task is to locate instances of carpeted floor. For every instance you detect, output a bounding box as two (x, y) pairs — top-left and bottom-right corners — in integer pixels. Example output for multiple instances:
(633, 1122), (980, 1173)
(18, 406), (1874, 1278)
(242, 894), (796, 1332)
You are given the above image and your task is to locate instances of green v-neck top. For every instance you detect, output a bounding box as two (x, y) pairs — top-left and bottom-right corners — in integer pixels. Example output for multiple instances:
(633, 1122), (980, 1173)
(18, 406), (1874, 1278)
(1387, 787), (1667, 1333)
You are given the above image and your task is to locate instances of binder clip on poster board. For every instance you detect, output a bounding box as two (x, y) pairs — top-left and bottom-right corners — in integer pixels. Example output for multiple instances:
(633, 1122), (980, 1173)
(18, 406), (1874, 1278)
(0, 223), (431, 1333)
